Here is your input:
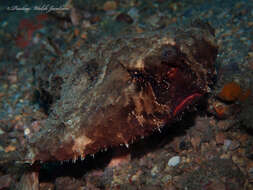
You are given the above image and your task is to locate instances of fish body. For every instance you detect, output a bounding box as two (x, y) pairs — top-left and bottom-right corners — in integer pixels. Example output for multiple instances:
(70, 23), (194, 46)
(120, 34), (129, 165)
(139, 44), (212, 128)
(27, 22), (217, 163)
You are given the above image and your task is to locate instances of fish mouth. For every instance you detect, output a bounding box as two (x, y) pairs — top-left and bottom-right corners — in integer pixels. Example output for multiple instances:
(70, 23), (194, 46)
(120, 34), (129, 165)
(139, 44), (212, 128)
(166, 67), (204, 117)
(173, 93), (202, 116)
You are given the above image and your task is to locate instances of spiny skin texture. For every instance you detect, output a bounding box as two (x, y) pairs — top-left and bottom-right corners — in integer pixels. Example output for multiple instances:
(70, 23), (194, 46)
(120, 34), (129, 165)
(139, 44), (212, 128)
(27, 22), (218, 163)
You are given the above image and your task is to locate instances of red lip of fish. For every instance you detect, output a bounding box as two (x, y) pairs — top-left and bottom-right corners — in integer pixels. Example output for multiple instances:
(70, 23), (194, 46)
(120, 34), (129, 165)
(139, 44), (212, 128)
(173, 93), (202, 116)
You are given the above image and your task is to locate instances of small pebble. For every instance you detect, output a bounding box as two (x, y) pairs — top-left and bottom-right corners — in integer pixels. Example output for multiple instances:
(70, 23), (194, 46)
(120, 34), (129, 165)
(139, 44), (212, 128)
(81, 32), (87, 40)
(82, 20), (91, 29)
(223, 139), (232, 151)
(151, 165), (159, 177)
(103, 1), (117, 11)
(116, 13), (134, 24)
(191, 136), (201, 150)
(217, 120), (233, 131)
(74, 28), (80, 37)
(232, 155), (244, 166)
(161, 175), (172, 183)
(128, 8), (139, 19)
(216, 132), (225, 145)
(212, 101), (230, 118)
(220, 153), (231, 159)
(229, 140), (240, 151)
(24, 128), (30, 136)
(90, 16), (100, 24)
(70, 8), (80, 26)
(131, 170), (142, 182)
(0, 128), (5, 135)
(16, 51), (24, 60)
(248, 167), (253, 180)
(4, 145), (16, 153)
(168, 156), (180, 167)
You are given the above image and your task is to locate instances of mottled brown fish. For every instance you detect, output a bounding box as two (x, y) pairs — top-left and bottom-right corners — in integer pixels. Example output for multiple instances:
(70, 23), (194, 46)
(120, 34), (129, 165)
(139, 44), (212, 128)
(26, 21), (217, 163)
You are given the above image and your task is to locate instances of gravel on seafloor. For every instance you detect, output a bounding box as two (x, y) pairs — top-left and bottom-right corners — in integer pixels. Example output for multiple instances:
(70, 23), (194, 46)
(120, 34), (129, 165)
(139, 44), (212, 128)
(0, 0), (253, 189)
